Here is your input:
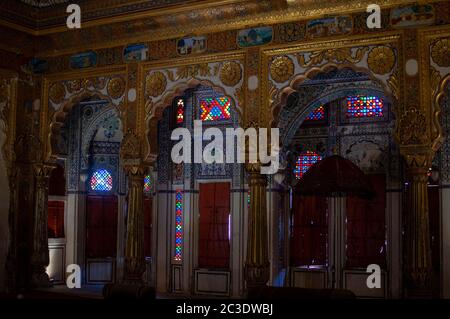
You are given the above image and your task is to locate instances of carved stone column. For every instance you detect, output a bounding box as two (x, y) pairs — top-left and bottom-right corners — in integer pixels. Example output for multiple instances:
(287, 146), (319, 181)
(30, 162), (55, 287)
(122, 165), (146, 284)
(119, 130), (146, 285)
(245, 163), (270, 288)
(403, 151), (433, 297)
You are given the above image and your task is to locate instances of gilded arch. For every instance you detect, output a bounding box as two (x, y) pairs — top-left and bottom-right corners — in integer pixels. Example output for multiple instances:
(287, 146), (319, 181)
(41, 68), (127, 162)
(260, 35), (403, 130)
(140, 54), (245, 162)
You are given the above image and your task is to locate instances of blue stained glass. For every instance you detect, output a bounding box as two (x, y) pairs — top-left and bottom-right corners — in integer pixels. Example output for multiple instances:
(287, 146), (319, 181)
(90, 169), (113, 191)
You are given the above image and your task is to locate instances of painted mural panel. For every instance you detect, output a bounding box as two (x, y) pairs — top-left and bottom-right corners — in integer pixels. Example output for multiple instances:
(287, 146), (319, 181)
(306, 16), (352, 38)
(123, 43), (148, 62)
(70, 51), (98, 69)
(177, 36), (207, 56)
(390, 4), (435, 28)
(237, 26), (273, 48)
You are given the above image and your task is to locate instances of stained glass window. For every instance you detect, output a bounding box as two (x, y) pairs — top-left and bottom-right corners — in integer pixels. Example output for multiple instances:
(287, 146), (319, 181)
(144, 175), (152, 193)
(174, 190), (183, 262)
(294, 151), (322, 179)
(346, 96), (383, 118)
(200, 97), (231, 121)
(90, 169), (113, 191)
(305, 105), (325, 121)
(247, 190), (251, 209)
(176, 98), (184, 124)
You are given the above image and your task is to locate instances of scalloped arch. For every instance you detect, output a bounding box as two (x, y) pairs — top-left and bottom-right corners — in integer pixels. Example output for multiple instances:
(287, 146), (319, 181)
(47, 89), (120, 161)
(271, 63), (395, 128)
(144, 77), (242, 161)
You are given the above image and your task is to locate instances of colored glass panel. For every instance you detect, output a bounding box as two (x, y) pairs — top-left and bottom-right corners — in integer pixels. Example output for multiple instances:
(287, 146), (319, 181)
(90, 169), (113, 191)
(305, 105), (325, 121)
(200, 97), (231, 121)
(144, 175), (152, 193)
(294, 152), (322, 179)
(347, 96), (383, 118)
(176, 98), (184, 124)
(174, 190), (183, 261)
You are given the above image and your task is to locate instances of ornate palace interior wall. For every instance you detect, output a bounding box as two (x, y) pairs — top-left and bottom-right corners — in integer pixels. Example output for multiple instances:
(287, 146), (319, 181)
(0, 0), (450, 299)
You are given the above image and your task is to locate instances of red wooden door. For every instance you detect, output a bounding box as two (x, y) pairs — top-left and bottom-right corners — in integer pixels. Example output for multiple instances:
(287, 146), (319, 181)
(86, 195), (118, 258)
(290, 194), (328, 267)
(48, 200), (65, 238)
(198, 182), (230, 269)
(346, 174), (386, 268)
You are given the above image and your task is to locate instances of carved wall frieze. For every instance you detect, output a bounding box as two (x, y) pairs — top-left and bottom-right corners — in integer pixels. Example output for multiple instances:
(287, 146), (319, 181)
(120, 130), (142, 161)
(176, 64), (213, 80)
(297, 47), (368, 68)
(398, 108), (430, 145)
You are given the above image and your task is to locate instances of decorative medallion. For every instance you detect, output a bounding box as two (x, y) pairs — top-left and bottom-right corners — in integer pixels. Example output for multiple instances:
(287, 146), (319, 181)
(49, 82), (65, 104)
(367, 46), (395, 75)
(219, 61), (242, 87)
(431, 38), (450, 67)
(107, 77), (126, 99)
(146, 71), (167, 97)
(270, 56), (294, 83)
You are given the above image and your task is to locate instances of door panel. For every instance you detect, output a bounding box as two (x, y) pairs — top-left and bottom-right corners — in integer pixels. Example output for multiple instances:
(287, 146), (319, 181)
(86, 195), (118, 258)
(199, 183), (230, 269)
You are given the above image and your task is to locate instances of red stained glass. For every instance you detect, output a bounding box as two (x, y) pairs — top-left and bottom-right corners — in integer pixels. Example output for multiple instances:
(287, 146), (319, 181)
(176, 98), (184, 124)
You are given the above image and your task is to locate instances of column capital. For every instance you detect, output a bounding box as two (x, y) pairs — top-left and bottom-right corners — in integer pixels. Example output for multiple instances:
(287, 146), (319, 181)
(123, 164), (146, 177)
(33, 162), (56, 177)
(399, 144), (435, 174)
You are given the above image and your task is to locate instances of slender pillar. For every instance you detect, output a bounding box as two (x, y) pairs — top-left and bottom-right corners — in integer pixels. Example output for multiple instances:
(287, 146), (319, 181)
(404, 160), (433, 297)
(30, 162), (55, 287)
(245, 164), (269, 288)
(122, 165), (146, 284)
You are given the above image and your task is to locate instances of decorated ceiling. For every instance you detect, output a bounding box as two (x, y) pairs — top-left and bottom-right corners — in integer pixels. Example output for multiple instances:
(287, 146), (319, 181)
(18, 0), (69, 7)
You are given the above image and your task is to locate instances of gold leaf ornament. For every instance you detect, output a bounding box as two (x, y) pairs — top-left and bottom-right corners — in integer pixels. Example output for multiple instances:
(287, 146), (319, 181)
(368, 46), (395, 75)
(270, 56), (294, 83)
(146, 71), (167, 97)
(107, 77), (126, 99)
(49, 82), (65, 104)
(220, 61), (242, 87)
(431, 38), (450, 67)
